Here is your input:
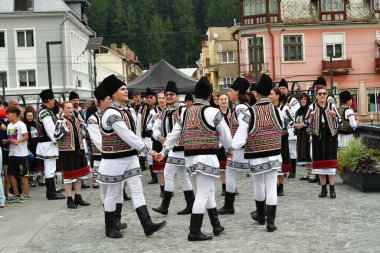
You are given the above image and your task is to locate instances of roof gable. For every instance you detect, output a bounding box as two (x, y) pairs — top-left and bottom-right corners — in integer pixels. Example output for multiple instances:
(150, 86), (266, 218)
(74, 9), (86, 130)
(0, 0), (70, 13)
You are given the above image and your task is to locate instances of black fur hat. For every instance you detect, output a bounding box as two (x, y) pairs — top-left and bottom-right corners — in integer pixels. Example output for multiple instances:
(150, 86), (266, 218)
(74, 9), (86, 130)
(39, 89), (54, 101)
(194, 76), (212, 99)
(165, 81), (178, 94)
(69, 91), (79, 100)
(230, 77), (250, 95)
(278, 78), (288, 89)
(94, 85), (109, 102)
(339, 90), (353, 104)
(255, 74), (273, 96)
(100, 74), (127, 97)
(145, 87), (156, 97)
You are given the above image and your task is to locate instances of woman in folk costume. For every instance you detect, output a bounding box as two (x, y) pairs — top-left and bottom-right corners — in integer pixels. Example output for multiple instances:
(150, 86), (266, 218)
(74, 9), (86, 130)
(305, 86), (341, 199)
(233, 73), (282, 232)
(269, 88), (294, 196)
(294, 93), (313, 181)
(218, 77), (250, 215)
(152, 81), (194, 216)
(54, 102), (90, 209)
(97, 75), (166, 239)
(162, 76), (232, 241)
(147, 90), (166, 192)
(337, 90), (358, 148)
(217, 94), (231, 196)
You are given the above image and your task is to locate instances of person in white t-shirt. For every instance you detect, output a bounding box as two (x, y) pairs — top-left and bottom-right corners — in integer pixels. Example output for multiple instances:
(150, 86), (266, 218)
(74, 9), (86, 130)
(4, 106), (29, 203)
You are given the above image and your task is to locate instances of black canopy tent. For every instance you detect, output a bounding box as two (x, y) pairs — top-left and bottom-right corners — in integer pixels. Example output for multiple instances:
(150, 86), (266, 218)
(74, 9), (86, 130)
(127, 59), (197, 94)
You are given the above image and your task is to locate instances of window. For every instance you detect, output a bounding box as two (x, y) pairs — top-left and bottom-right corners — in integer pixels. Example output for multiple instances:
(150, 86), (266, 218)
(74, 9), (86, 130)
(323, 33), (345, 59)
(367, 89), (380, 113)
(244, 0), (278, 15)
(18, 70), (36, 87)
(0, 32), (4, 47)
(17, 30), (34, 47)
(283, 35), (304, 61)
(219, 77), (234, 89)
(341, 89), (358, 113)
(375, 0), (380, 10)
(0, 72), (7, 88)
(219, 52), (234, 64)
(14, 0), (34, 11)
(321, 0), (344, 12)
(248, 37), (264, 63)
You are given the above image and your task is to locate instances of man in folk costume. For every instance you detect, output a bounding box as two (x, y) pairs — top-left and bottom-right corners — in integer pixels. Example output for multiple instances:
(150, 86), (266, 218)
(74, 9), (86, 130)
(162, 76), (232, 241)
(97, 75), (166, 238)
(36, 89), (65, 200)
(152, 81), (194, 214)
(139, 88), (158, 184)
(233, 74), (283, 232)
(218, 77), (250, 215)
(69, 91), (91, 188)
(278, 78), (300, 179)
(337, 90), (358, 148)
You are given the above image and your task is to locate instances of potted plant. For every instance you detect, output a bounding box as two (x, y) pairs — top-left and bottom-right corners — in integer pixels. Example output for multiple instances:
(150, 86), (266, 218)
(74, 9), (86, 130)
(340, 137), (380, 192)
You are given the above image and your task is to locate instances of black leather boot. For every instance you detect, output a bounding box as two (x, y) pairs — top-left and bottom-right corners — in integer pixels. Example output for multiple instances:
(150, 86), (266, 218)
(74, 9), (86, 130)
(288, 159), (297, 178)
(266, 205), (277, 232)
(251, 200), (266, 225)
(148, 166), (158, 184)
(81, 180), (91, 189)
(221, 184), (226, 196)
(136, 205), (167, 237)
(46, 178), (65, 200)
(330, 185), (336, 199)
(319, 185), (328, 198)
(139, 157), (147, 171)
(152, 191), (173, 215)
(188, 213), (213, 241)
(217, 191), (235, 215)
(207, 208), (224, 236)
(67, 196), (77, 209)
(74, 194), (90, 206)
(177, 190), (195, 215)
(115, 203), (128, 230)
(105, 211), (123, 238)
(160, 185), (164, 198)
(123, 188), (131, 201)
(277, 184), (284, 196)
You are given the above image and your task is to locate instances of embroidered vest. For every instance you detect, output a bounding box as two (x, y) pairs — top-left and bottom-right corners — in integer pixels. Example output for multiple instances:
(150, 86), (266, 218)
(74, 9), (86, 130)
(36, 106), (57, 142)
(231, 103), (249, 137)
(245, 103), (282, 159)
(181, 104), (219, 156)
(161, 103), (185, 152)
(90, 113), (102, 160)
(101, 105), (138, 159)
(337, 106), (353, 134)
(57, 117), (84, 152)
(141, 104), (152, 138)
(310, 102), (337, 136)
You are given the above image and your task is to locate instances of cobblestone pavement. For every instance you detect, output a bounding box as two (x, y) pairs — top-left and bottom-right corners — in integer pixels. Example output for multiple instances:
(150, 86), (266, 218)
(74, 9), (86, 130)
(1, 168), (380, 253)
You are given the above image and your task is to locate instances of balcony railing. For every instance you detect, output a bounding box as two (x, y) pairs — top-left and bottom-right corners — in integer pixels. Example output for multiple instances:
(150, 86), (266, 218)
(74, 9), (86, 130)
(321, 58), (352, 73)
(376, 58), (380, 72)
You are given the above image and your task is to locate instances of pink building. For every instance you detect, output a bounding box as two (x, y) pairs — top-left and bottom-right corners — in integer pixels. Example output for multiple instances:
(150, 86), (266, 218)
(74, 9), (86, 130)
(238, 0), (380, 119)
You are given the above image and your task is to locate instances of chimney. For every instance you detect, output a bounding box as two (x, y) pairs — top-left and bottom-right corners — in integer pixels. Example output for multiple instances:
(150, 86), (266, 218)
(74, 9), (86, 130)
(110, 43), (117, 52)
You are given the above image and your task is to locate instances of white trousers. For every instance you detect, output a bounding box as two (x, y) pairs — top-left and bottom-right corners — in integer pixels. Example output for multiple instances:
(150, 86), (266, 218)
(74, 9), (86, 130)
(44, 159), (56, 178)
(103, 176), (147, 212)
(225, 167), (237, 193)
(289, 141), (297, 160)
(192, 173), (216, 214)
(252, 169), (278, 206)
(164, 164), (193, 192)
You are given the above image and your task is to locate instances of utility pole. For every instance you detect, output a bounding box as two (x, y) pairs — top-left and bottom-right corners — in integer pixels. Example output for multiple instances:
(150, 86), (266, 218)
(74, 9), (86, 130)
(330, 54), (333, 94)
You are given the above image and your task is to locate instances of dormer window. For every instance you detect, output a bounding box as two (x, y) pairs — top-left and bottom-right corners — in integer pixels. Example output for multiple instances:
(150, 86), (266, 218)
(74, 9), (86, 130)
(321, 0), (344, 12)
(320, 0), (346, 21)
(14, 0), (34, 11)
(242, 0), (280, 25)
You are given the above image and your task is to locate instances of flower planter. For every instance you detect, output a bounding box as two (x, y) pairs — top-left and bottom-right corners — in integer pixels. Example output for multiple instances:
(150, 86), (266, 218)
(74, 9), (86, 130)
(342, 169), (380, 192)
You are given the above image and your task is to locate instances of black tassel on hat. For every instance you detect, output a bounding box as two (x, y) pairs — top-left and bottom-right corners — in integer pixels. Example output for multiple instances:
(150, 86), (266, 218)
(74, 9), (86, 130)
(94, 85), (109, 102)
(278, 78), (288, 89)
(339, 90), (353, 104)
(100, 75), (127, 97)
(194, 76), (212, 99)
(255, 74), (273, 96)
(69, 91), (79, 101)
(145, 87), (156, 97)
(230, 77), (250, 95)
(39, 89), (54, 101)
(165, 81), (178, 94)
